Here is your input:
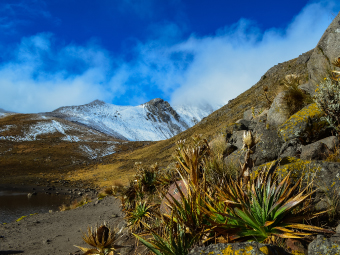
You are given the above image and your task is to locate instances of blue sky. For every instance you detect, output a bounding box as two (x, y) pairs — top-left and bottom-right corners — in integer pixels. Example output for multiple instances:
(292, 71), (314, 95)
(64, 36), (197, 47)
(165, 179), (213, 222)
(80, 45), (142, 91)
(0, 0), (339, 113)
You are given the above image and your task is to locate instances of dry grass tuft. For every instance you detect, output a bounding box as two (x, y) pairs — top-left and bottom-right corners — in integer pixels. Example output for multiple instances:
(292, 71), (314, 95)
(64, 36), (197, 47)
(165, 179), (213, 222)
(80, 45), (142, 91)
(209, 134), (227, 156)
(282, 74), (313, 116)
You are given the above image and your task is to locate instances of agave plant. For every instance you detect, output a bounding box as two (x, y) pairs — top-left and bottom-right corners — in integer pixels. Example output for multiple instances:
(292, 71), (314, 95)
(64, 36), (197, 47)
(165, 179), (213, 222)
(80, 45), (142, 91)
(202, 163), (333, 243)
(174, 136), (210, 188)
(75, 223), (123, 255)
(126, 200), (157, 232)
(162, 181), (211, 241)
(134, 215), (200, 255)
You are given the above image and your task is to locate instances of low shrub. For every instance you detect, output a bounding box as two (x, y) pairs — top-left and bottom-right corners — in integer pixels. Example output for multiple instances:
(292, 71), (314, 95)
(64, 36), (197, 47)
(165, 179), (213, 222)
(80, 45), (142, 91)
(282, 74), (313, 116)
(314, 77), (340, 133)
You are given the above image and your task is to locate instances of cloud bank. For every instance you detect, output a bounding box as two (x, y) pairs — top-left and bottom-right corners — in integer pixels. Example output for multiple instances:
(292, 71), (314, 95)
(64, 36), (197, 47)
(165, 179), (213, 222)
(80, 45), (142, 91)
(0, 33), (117, 113)
(118, 0), (339, 109)
(0, 0), (339, 113)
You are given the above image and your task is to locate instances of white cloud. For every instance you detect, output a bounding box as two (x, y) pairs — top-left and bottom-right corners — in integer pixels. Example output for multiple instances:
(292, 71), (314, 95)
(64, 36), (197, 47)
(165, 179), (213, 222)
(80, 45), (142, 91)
(0, 33), (117, 113)
(111, 0), (339, 109)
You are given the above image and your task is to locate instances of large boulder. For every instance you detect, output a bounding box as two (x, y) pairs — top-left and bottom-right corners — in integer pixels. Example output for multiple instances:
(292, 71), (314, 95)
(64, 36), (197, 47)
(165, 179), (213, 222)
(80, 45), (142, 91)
(228, 130), (245, 150)
(308, 234), (340, 255)
(225, 114), (283, 167)
(160, 181), (188, 214)
(278, 103), (327, 143)
(299, 136), (340, 161)
(189, 242), (289, 255)
(225, 129), (283, 167)
(300, 141), (329, 160)
(267, 91), (291, 128)
(252, 124), (284, 166)
(307, 11), (340, 88)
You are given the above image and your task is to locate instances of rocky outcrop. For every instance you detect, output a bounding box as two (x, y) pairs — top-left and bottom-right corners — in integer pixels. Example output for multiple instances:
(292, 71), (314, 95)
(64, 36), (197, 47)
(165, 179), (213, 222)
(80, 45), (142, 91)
(307, 11), (340, 88)
(189, 242), (289, 255)
(267, 91), (290, 128)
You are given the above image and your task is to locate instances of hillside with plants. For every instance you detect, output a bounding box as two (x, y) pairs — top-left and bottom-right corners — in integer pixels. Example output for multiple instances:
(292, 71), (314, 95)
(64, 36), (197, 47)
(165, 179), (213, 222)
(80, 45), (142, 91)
(68, 11), (340, 255)
(1, 10), (340, 255)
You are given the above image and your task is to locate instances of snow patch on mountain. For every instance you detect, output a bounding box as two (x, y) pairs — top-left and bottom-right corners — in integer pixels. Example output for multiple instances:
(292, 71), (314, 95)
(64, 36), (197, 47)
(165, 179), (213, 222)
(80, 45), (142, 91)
(79, 144), (116, 159)
(49, 99), (213, 141)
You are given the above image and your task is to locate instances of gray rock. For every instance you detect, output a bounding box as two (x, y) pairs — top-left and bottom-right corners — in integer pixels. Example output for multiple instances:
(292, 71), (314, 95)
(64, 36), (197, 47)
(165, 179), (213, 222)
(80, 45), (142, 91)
(318, 136), (339, 151)
(228, 122), (248, 132)
(228, 130), (245, 150)
(296, 51), (312, 65)
(243, 108), (265, 122)
(336, 224), (340, 233)
(243, 108), (253, 121)
(299, 82), (316, 97)
(307, 11), (340, 88)
(278, 103), (326, 143)
(315, 199), (331, 211)
(301, 142), (329, 160)
(308, 235), (340, 255)
(223, 143), (238, 157)
(189, 242), (289, 255)
(267, 91), (290, 128)
(281, 161), (340, 193)
(251, 122), (284, 166)
(279, 138), (303, 158)
(235, 119), (250, 130)
(248, 110), (268, 131)
(224, 149), (244, 175)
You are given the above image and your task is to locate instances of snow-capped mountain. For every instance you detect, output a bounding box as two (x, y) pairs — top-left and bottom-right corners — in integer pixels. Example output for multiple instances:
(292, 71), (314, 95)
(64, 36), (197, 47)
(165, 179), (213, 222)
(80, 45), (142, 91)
(46, 98), (213, 141)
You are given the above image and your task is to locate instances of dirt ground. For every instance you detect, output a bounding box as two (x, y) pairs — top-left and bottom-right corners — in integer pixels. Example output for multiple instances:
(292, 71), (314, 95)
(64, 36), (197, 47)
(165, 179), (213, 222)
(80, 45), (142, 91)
(0, 196), (143, 255)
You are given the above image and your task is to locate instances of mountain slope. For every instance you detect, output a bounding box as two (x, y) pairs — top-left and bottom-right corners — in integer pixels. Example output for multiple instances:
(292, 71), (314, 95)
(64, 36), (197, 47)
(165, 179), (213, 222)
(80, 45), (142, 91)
(81, 50), (314, 187)
(47, 99), (213, 141)
(0, 50), (315, 188)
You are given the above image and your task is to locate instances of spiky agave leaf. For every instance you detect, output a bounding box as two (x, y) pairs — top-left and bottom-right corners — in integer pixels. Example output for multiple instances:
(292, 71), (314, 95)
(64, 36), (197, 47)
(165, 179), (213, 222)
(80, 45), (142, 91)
(162, 180), (210, 238)
(202, 167), (333, 243)
(126, 200), (156, 232)
(134, 214), (201, 255)
(174, 136), (210, 188)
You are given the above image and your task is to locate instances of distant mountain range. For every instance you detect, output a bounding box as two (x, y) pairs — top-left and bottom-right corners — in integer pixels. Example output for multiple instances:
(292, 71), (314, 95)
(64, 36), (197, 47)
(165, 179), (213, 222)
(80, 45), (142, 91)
(0, 98), (214, 184)
(42, 98), (214, 141)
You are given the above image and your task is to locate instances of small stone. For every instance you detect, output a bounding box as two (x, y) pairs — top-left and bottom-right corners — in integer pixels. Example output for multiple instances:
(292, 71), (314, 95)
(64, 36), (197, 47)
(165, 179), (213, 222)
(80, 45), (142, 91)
(335, 224), (340, 233)
(43, 239), (51, 244)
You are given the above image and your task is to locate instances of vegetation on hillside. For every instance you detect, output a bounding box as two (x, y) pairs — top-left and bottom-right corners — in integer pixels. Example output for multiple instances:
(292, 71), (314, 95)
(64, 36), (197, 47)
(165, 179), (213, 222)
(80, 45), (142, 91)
(113, 134), (333, 255)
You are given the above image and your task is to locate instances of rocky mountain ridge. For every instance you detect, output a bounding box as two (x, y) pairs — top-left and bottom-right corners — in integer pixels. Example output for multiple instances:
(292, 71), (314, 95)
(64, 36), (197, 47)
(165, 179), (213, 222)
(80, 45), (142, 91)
(44, 98), (213, 141)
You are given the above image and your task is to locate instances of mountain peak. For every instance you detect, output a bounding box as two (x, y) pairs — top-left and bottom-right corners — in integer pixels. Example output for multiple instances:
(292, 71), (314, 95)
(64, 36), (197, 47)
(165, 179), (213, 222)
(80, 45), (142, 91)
(87, 99), (106, 106)
(144, 98), (166, 106)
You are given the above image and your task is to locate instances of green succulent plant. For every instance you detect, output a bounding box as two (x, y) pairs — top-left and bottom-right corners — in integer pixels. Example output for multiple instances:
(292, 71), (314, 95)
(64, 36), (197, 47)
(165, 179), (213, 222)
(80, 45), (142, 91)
(134, 215), (200, 255)
(202, 164), (333, 243)
(126, 200), (156, 232)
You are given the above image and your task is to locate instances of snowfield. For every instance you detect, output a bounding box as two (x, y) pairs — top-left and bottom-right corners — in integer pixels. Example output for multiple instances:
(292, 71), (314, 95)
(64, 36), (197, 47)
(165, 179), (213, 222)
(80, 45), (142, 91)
(51, 99), (213, 141)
